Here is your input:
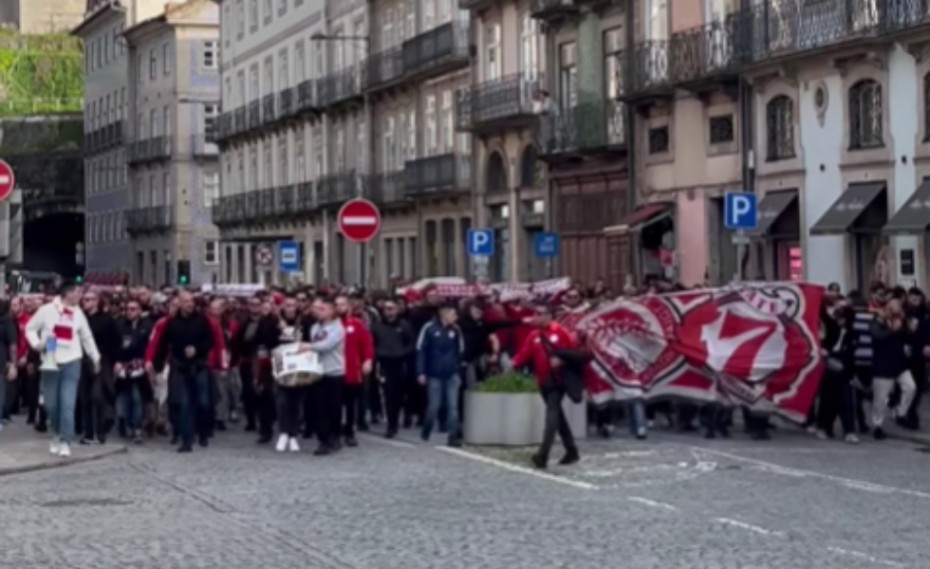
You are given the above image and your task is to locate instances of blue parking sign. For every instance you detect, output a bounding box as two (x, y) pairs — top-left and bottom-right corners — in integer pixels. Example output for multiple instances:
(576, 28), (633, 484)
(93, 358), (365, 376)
(467, 229), (494, 256)
(724, 192), (758, 230)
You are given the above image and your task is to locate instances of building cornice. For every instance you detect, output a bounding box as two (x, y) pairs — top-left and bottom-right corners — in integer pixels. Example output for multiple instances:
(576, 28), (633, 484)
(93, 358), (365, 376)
(71, 2), (124, 37)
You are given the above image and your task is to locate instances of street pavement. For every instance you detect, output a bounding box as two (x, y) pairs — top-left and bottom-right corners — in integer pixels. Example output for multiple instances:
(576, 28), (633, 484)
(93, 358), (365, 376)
(0, 421), (126, 476)
(1, 422), (929, 569)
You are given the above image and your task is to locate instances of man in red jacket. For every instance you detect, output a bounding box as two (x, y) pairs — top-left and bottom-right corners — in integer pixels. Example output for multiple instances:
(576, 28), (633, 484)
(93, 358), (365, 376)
(336, 294), (374, 448)
(512, 303), (580, 470)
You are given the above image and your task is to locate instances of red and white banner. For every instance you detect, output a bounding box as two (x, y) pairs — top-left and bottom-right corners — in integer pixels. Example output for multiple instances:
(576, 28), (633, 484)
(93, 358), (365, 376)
(567, 283), (824, 422)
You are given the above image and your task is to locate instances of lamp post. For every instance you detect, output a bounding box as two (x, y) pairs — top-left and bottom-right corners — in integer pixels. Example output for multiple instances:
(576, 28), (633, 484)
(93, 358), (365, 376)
(311, 31), (372, 286)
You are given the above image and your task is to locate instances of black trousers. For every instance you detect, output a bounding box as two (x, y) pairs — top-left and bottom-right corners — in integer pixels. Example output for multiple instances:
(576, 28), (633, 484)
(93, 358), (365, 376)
(310, 375), (343, 447)
(79, 365), (112, 441)
(817, 369), (855, 436)
(276, 385), (304, 438)
(170, 366), (212, 446)
(381, 359), (407, 431)
(343, 383), (361, 437)
(538, 385), (576, 460)
(239, 361), (258, 428)
(256, 368), (276, 439)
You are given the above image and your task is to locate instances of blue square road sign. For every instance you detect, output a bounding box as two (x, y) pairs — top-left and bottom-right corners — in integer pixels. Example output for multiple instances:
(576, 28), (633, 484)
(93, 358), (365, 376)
(724, 192), (758, 230)
(467, 229), (495, 256)
(534, 232), (560, 258)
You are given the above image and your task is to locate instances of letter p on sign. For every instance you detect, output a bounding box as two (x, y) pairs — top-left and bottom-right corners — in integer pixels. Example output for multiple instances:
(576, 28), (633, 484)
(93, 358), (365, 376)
(724, 192), (758, 231)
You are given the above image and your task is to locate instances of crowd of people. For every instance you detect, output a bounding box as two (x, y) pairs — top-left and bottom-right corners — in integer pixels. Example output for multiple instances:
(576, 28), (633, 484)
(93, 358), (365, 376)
(0, 277), (926, 469)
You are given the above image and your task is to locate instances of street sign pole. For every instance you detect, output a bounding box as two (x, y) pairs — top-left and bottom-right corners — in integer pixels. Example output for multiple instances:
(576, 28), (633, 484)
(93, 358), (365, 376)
(724, 192), (758, 284)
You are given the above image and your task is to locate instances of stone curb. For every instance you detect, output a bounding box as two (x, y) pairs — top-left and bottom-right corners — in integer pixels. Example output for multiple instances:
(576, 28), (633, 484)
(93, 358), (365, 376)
(887, 428), (930, 447)
(0, 445), (128, 478)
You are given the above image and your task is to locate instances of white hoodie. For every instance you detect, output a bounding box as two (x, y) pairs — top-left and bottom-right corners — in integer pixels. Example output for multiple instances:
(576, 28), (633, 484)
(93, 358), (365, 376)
(25, 297), (101, 366)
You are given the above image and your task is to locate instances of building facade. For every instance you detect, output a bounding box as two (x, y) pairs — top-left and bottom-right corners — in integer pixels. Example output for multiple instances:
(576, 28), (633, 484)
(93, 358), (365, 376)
(215, 0), (474, 287)
(124, 0), (221, 286)
(0, 0), (85, 34)
(74, 0), (166, 284)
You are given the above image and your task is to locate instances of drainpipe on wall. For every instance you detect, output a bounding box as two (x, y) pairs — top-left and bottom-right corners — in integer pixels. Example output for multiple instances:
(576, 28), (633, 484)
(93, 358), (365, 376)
(624, 2), (637, 284)
(739, 0), (756, 280)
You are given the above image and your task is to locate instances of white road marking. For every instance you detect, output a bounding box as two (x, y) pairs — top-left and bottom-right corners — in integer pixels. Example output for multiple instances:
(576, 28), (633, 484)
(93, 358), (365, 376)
(627, 496), (679, 511)
(341, 215), (378, 226)
(692, 446), (930, 500)
(359, 433), (416, 449)
(436, 447), (598, 490)
(827, 546), (906, 568)
(715, 517), (785, 537)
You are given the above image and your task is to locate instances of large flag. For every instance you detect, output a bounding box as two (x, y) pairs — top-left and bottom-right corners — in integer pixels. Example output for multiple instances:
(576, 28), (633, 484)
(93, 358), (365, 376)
(567, 283), (825, 423)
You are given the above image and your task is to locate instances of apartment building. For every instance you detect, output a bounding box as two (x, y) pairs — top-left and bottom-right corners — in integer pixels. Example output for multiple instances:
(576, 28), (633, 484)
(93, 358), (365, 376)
(214, 0), (474, 286)
(124, 0), (221, 286)
(531, 0), (628, 290)
(74, 0), (166, 285)
(0, 0), (84, 34)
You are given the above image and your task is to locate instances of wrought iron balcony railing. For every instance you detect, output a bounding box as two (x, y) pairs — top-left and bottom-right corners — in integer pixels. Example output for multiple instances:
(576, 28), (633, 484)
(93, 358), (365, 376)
(274, 184), (298, 215)
(128, 136), (171, 164)
(234, 107), (247, 133)
(297, 79), (320, 112)
(262, 93), (277, 124)
(627, 40), (671, 95)
(368, 170), (407, 205)
(278, 87), (296, 119)
(218, 111), (235, 140)
(247, 100), (261, 129)
(126, 205), (173, 234)
(296, 181), (316, 212)
(83, 122), (125, 154)
(402, 21), (470, 81)
(319, 65), (364, 107)
(456, 73), (542, 132)
(317, 170), (366, 205)
(671, 15), (751, 85)
(530, 0), (579, 20)
(366, 45), (404, 90)
(404, 153), (472, 196)
(538, 100), (626, 156)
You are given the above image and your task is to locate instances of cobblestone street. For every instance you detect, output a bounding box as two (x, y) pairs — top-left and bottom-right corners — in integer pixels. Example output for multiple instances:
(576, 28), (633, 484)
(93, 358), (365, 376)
(2, 426), (930, 569)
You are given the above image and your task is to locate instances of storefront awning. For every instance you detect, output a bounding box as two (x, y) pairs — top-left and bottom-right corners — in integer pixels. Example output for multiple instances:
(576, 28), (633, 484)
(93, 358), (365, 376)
(748, 189), (799, 237)
(883, 180), (930, 235)
(810, 182), (887, 235)
(606, 203), (672, 235)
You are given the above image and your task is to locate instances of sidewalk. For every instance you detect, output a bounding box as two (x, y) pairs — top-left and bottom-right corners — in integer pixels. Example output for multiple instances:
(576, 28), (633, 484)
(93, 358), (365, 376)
(0, 420), (126, 476)
(885, 396), (930, 447)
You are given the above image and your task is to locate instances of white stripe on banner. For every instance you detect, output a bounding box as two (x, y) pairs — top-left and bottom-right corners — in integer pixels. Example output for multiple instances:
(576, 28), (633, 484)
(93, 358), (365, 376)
(342, 216), (377, 226)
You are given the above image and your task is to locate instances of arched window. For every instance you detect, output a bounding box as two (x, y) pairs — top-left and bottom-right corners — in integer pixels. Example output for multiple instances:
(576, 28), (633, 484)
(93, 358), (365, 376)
(766, 95), (794, 161)
(849, 79), (883, 149)
(486, 151), (507, 194)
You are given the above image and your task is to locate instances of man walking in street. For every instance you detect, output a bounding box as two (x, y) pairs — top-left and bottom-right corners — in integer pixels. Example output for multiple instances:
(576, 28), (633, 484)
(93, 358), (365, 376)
(304, 297), (346, 456)
(416, 303), (464, 447)
(79, 291), (120, 445)
(371, 298), (415, 439)
(116, 299), (152, 444)
(25, 283), (101, 458)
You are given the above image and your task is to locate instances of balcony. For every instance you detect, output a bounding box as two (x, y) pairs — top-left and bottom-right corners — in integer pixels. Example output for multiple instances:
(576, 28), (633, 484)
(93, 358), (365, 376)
(402, 21), (470, 82)
(538, 100), (626, 158)
(296, 181), (316, 212)
(365, 46), (405, 91)
(262, 93), (277, 124)
(368, 170), (407, 205)
(670, 16), (750, 86)
(128, 136), (171, 165)
(404, 153), (471, 197)
(218, 111), (234, 140)
(319, 65), (364, 108)
(191, 133), (219, 158)
(278, 87), (296, 119)
(247, 100), (260, 129)
(317, 171), (366, 206)
(459, 0), (494, 10)
(297, 79), (320, 112)
(626, 40), (672, 98)
(234, 107), (247, 134)
(126, 205), (173, 235)
(83, 122), (125, 154)
(456, 73), (542, 133)
(530, 0), (579, 20)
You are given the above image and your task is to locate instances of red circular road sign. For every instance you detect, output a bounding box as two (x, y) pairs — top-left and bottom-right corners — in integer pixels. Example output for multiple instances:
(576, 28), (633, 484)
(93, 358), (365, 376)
(337, 198), (382, 243)
(0, 159), (15, 202)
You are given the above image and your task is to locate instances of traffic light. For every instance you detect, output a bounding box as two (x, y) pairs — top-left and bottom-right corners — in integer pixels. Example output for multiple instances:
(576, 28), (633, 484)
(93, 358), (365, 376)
(75, 275), (84, 284)
(177, 259), (191, 286)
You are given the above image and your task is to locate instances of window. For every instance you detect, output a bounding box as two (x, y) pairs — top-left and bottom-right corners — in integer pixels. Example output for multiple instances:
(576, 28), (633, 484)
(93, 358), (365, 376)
(149, 48), (157, 80)
(766, 96), (794, 161)
(203, 41), (218, 70)
(237, 0), (246, 37)
(162, 43), (171, 75)
(163, 105), (171, 138)
(249, 0), (258, 32)
(224, 4), (232, 47)
(237, 70), (246, 104)
(648, 125), (669, 154)
(104, 34), (110, 65)
(407, 108), (416, 160)
(441, 91), (453, 152)
(384, 116), (395, 170)
(250, 146), (259, 189)
(849, 79), (883, 149)
(356, 120), (366, 174)
(264, 0), (272, 24)
(423, 0), (435, 30)
(263, 142), (273, 187)
(149, 173), (158, 205)
(559, 42), (577, 112)
(520, 14), (538, 81)
(278, 0), (287, 16)
(425, 94), (437, 154)
(709, 115), (734, 144)
(295, 40), (306, 83)
(249, 64), (259, 100)
(204, 104), (219, 136)
(205, 240), (219, 264)
(604, 28), (624, 99)
(278, 137), (289, 184)
(278, 49), (289, 90)
(925, 74), (930, 141)
(203, 169), (220, 207)
(484, 24), (501, 81)
(295, 134), (306, 181)
(149, 109), (158, 137)
(163, 171), (171, 205)
(263, 56), (274, 95)
(335, 125), (345, 170)
(137, 54), (143, 84)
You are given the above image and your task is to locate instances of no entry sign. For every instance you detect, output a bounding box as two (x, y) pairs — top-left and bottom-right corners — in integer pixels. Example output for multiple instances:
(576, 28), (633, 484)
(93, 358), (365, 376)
(337, 198), (381, 243)
(0, 159), (15, 202)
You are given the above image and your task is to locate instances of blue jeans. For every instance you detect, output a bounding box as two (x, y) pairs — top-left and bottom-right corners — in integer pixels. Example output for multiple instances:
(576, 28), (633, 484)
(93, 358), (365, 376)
(422, 375), (461, 439)
(119, 379), (144, 433)
(628, 400), (647, 436)
(170, 366), (212, 446)
(41, 360), (82, 443)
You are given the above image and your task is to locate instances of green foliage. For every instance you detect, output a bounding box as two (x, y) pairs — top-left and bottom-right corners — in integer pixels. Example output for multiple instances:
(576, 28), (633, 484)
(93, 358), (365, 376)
(473, 372), (539, 394)
(0, 30), (84, 118)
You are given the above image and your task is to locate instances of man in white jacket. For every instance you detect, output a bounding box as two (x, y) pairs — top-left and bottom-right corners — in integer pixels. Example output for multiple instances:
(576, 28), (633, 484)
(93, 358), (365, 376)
(25, 283), (101, 458)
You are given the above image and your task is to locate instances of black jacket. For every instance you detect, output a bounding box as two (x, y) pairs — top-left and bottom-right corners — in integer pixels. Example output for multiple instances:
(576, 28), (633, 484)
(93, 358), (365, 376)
(233, 315), (280, 361)
(823, 316), (855, 376)
(459, 317), (515, 363)
(871, 319), (909, 379)
(116, 317), (153, 364)
(371, 316), (415, 361)
(155, 311), (215, 371)
(0, 316), (17, 370)
(87, 310), (121, 365)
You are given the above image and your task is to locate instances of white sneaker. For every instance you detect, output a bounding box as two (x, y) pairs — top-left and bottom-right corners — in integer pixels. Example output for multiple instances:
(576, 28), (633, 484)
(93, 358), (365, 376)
(816, 429), (828, 441)
(844, 433), (860, 445)
(58, 443), (71, 458)
(49, 438), (61, 455)
(287, 437), (300, 453)
(275, 434), (289, 452)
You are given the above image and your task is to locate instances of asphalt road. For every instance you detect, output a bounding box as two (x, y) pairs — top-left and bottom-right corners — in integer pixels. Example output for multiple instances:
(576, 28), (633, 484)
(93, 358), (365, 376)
(1, 426), (929, 569)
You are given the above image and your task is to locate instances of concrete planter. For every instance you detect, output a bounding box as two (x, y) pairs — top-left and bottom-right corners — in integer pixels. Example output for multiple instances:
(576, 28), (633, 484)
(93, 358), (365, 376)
(464, 391), (588, 446)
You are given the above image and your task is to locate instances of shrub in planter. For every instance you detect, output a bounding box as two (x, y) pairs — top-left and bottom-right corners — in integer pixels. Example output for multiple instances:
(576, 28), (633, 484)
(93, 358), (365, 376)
(465, 373), (543, 446)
